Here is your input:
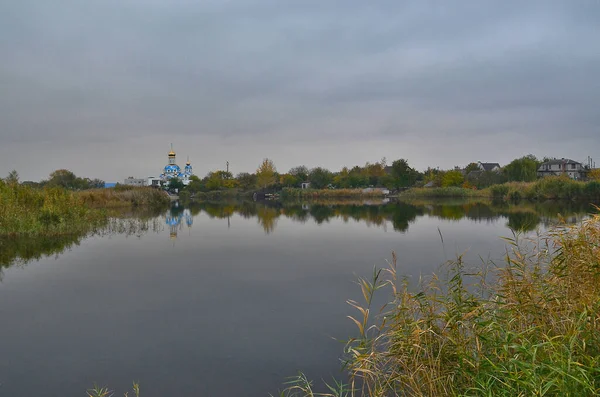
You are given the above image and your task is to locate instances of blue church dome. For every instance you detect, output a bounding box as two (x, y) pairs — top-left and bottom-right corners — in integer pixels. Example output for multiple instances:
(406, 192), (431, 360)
(164, 164), (182, 174)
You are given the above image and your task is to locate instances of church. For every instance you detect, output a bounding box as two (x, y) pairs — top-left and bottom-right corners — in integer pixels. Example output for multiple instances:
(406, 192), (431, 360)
(156, 145), (194, 186)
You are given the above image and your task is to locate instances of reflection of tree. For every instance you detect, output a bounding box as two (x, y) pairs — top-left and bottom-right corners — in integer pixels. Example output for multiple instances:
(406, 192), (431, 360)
(385, 202), (421, 232)
(1, 218), (161, 269)
(0, 235), (84, 268)
(256, 207), (279, 234)
(309, 205), (335, 224)
(506, 212), (541, 232)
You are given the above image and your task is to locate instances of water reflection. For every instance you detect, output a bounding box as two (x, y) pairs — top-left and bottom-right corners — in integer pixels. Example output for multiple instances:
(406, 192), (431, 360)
(0, 209), (165, 270)
(190, 199), (596, 235)
(1, 199), (596, 269)
(165, 202), (194, 239)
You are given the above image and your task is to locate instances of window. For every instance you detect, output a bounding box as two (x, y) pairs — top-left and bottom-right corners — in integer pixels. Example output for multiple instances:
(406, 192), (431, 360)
(571, 163), (576, 169)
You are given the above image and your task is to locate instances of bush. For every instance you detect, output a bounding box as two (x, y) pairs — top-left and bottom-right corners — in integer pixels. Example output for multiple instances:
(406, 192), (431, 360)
(584, 181), (600, 200)
(489, 184), (509, 198)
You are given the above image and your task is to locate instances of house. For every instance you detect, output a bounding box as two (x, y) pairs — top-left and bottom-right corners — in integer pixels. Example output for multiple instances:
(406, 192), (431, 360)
(477, 162), (501, 172)
(147, 176), (163, 187)
(300, 182), (311, 189)
(537, 158), (586, 180)
(123, 177), (147, 187)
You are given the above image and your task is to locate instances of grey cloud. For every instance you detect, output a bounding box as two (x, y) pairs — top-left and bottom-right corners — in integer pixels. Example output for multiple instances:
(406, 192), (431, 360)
(1, 0), (599, 180)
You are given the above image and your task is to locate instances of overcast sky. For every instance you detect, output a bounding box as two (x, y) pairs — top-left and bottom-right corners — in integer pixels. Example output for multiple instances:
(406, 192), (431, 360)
(1, 1), (599, 182)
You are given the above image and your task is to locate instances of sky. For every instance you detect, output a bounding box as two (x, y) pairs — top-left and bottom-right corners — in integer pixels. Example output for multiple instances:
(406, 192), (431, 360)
(1, 0), (599, 182)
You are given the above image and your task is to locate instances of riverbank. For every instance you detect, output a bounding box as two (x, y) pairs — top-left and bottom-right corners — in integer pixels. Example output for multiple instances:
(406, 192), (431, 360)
(77, 185), (170, 208)
(0, 182), (169, 237)
(402, 176), (600, 201)
(280, 212), (600, 396)
(280, 187), (388, 199)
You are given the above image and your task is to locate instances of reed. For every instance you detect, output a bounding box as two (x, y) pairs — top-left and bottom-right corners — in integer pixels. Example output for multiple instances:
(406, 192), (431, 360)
(278, 211), (600, 396)
(401, 186), (488, 198)
(281, 188), (387, 200)
(0, 182), (169, 237)
(0, 180), (107, 237)
(77, 186), (170, 208)
(404, 177), (600, 201)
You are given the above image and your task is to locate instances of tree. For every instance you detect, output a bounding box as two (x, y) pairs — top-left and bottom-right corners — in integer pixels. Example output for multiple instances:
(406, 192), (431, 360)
(186, 175), (203, 193)
(46, 169), (78, 189)
(167, 177), (184, 193)
(256, 158), (277, 189)
(363, 161), (386, 186)
(205, 171), (236, 190)
(280, 173), (299, 187)
(289, 166), (309, 182)
(308, 167), (333, 189)
(466, 170), (507, 188)
(333, 167), (350, 188)
(236, 172), (257, 191)
(464, 162), (479, 174)
(503, 155), (540, 182)
(441, 170), (464, 187)
(87, 178), (105, 189)
(5, 170), (19, 185)
(347, 166), (369, 188)
(589, 169), (600, 181)
(389, 159), (418, 188)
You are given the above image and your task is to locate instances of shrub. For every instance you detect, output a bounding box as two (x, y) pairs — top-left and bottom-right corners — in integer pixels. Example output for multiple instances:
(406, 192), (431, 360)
(584, 181), (600, 200)
(489, 184), (509, 198)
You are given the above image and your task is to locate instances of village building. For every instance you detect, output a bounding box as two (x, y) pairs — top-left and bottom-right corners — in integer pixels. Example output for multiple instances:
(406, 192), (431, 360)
(537, 158), (586, 180)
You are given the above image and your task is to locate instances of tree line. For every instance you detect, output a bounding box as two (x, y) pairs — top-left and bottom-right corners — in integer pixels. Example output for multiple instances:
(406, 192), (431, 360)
(3, 169), (105, 190)
(177, 154), (599, 194)
(4, 155), (598, 193)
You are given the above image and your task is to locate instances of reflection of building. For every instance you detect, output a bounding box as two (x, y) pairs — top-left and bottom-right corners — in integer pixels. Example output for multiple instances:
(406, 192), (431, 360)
(165, 203), (193, 239)
(159, 145), (194, 186)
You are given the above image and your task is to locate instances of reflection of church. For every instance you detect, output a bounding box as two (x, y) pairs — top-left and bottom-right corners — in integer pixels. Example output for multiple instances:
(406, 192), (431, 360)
(159, 145), (194, 186)
(165, 203), (193, 239)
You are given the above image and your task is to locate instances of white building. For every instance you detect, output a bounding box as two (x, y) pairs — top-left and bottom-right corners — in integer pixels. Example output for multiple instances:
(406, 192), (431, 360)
(123, 177), (147, 187)
(537, 158), (586, 180)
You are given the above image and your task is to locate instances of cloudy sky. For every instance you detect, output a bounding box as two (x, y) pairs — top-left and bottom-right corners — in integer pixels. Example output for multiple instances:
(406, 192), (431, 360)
(1, 0), (599, 182)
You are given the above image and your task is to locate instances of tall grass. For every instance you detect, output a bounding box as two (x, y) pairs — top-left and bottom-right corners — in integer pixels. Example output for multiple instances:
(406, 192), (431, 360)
(401, 186), (488, 199)
(281, 188), (387, 200)
(0, 180), (107, 237)
(77, 186), (170, 208)
(405, 177), (600, 201)
(279, 212), (600, 396)
(0, 182), (168, 237)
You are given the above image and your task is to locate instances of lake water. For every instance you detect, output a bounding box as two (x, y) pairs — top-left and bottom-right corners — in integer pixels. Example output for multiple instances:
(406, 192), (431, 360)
(0, 199), (595, 396)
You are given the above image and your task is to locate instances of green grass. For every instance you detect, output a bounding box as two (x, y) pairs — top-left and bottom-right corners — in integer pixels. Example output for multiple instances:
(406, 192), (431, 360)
(277, 211), (600, 396)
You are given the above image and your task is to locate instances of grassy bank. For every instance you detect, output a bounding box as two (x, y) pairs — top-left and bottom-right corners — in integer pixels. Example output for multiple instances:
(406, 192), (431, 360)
(401, 186), (488, 199)
(0, 180), (107, 237)
(186, 189), (251, 201)
(403, 176), (600, 201)
(77, 186), (170, 208)
(0, 182), (169, 237)
(281, 188), (387, 200)
(280, 212), (600, 396)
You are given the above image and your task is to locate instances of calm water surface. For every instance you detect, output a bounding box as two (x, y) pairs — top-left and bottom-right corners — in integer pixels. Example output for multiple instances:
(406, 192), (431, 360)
(0, 199), (595, 396)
